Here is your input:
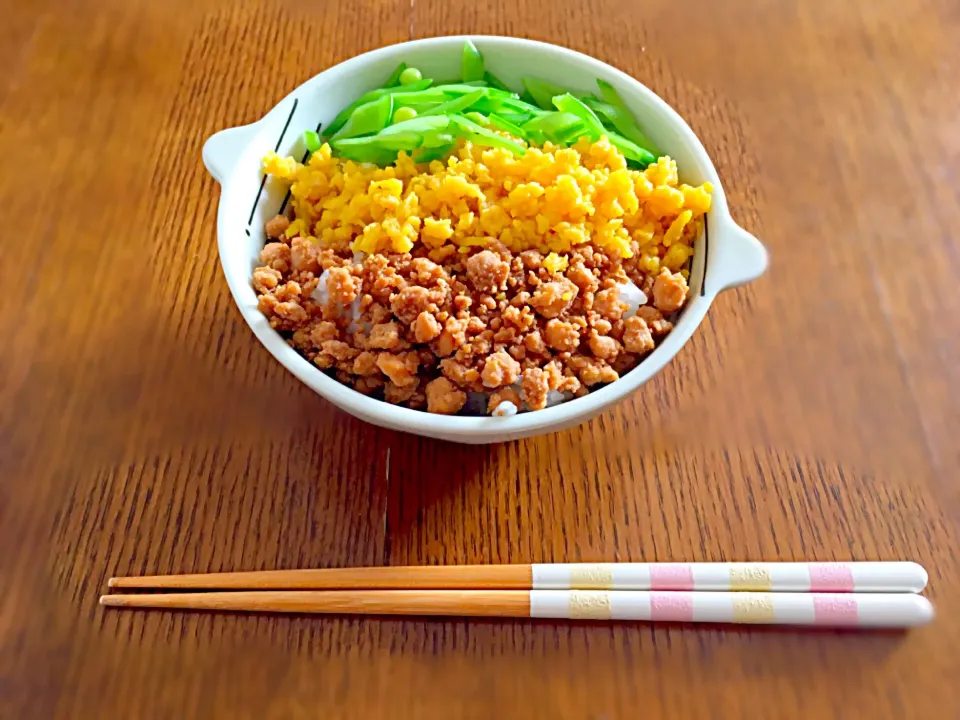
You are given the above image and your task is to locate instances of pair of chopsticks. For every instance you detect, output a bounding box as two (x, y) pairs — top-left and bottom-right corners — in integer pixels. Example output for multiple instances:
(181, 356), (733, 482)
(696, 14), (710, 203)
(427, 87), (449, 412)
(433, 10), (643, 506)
(101, 561), (933, 628)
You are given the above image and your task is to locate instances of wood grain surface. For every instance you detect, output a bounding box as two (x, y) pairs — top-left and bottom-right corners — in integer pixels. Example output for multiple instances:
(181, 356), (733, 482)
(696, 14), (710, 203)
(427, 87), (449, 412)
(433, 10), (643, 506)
(1, 0), (959, 717)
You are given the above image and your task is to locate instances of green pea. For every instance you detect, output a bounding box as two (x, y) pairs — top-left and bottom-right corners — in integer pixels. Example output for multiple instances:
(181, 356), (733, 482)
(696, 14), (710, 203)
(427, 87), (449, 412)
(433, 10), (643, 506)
(392, 106), (418, 124)
(399, 67), (423, 85)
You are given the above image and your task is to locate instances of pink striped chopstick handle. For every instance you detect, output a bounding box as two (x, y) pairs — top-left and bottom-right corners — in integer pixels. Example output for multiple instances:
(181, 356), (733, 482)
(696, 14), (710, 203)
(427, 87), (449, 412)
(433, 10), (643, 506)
(531, 591), (933, 627)
(531, 562), (927, 593)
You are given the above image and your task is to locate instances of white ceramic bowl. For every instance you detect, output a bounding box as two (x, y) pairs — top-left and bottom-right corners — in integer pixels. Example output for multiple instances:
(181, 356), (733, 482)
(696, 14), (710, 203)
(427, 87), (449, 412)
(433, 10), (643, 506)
(202, 35), (768, 444)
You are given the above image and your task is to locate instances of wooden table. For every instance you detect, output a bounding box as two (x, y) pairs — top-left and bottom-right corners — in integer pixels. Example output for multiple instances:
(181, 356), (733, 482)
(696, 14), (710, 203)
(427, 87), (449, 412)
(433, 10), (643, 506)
(2, 0), (958, 717)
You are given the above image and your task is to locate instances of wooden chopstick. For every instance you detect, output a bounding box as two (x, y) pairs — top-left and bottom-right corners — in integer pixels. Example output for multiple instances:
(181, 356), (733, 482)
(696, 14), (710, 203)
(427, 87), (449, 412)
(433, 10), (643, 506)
(108, 565), (531, 590)
(98, 590), (934, 628)
(107, 561), (929, 593)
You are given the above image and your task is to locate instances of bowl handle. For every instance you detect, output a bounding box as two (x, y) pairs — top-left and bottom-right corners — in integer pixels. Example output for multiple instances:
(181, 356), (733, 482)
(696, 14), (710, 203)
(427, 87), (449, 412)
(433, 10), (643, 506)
(710, 220), (769, 292)
(202, 124), (256, 184)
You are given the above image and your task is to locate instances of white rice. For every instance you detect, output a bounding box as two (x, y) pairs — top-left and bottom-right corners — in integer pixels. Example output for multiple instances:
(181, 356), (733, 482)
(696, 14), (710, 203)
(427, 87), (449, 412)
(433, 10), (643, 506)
(313, 268), (367, 332)
(619, 278), (647, 318)
(311, 269), (331, 305)
(546, 390), (570, 408)
(492, 400), (518, 417)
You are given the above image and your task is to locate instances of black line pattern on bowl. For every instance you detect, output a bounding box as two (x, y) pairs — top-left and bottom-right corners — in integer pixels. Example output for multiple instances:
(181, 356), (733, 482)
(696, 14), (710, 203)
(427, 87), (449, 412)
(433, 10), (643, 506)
(246, 97), (299, 227)
(700, 212), (709, 297)
(277, 122), (323, 217)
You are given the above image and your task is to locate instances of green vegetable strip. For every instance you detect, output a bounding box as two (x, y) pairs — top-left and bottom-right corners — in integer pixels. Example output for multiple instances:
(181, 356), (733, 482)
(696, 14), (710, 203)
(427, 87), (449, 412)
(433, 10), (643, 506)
(522, 77), (570, 110)
(433, 83), (512, 97)
(461, 40), (485, 82)
(389, 89), (453, 106)
(370, 133), (424, 151)
(333, 133), (420, 152)
(557, 121), (590, 144)
(380, 116), (450, 135)
(487, 114), (527, 140)
(551, 94), (606, 138)
(607, 132), (656, 167)
(421, 132), (455, 149)
(414, 142), (457, 163)
(519, 89), (539, 107)
(525, 129), (546, 146)
(467, 96), (507, 115)
(496, 95), (549, 117)
(583, 96), (658, 156)
(330, 140), (398, 165)
(325, 103), (364, 139)
(322, 41), (661, 167)
(523, 117), (582, 145)
(419, 89), (487, 117)
(464, 111), (490, 126)
(522, 111), (581, 135)
(483, 71), (511, 91)
(594, 79), (659, 155)
(333, 118), (450, 157)
(303, 130), (321, 153)
(498, 110), (536, 125)
(330, 94), (394, 141)
(383, 62), (407, 88)
(595, 78), (628, 108)
(450, 115), (526, 156)
(324, 79), (433, 137)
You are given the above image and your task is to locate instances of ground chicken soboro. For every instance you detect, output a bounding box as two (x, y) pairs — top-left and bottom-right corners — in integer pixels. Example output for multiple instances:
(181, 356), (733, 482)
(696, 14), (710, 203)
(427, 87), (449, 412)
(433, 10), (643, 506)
(254, 136), (711, 415)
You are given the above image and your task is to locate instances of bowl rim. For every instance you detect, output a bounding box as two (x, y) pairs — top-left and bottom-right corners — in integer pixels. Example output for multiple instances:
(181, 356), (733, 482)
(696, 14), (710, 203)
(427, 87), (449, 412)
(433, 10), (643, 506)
(208, 34), (735, 438)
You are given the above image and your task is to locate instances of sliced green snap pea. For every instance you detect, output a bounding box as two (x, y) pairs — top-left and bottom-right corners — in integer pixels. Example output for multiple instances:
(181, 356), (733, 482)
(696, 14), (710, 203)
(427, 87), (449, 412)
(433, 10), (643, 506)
(303, 130), (321, 152)
(325, 79), (434, 137)
(330, 139), (399, 165)
(522, 77), (570, 110)
(582, 96), (658, 155)
(414, 142), (457, 163)
(325, 51), (660, 169)
(595, 78), (628, 109)
(551, 93), (605, 138)
(451, 114), (526, 155)
(497, 110), (536, 125)
(464, 111), (490, 126)
(483, 71), (511, 91)
(421, 131), (455, 148)
(461, 40), (485, 82)
(330, 94), (394, 141)
(487, 114), (527, 140)
(607, 131), (656, 167)
(419, 89), (488, 117)
(380, 115), (450, 135)
(558, 120), (590, 144)
(383, 62), (407, 88)
(522, 111), (583, 142)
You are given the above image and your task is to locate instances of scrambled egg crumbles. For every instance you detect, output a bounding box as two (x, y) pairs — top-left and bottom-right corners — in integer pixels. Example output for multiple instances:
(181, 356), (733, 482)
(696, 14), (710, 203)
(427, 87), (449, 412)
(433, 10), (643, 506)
(254, 137), (711, 415)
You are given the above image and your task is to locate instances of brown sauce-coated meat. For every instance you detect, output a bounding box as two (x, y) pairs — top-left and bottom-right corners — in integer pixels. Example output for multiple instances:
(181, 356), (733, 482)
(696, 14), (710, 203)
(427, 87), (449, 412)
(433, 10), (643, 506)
(425, 377), (467, 414)
(252, 229), (690, 414)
